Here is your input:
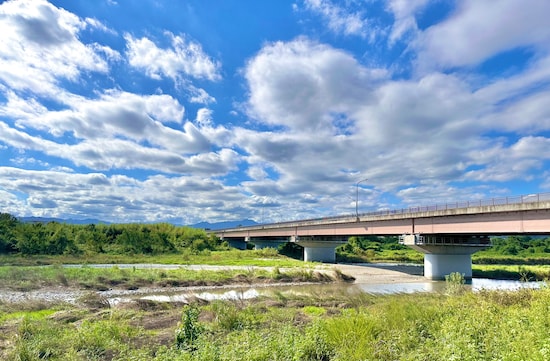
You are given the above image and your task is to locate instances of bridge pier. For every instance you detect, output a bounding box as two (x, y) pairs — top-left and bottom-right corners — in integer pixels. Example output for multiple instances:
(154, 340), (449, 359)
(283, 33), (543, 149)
(248, 236), (288, 250)
(293, 236), (348, 263)
(223, 237), (247, 250)
(400, 234), (491, 280)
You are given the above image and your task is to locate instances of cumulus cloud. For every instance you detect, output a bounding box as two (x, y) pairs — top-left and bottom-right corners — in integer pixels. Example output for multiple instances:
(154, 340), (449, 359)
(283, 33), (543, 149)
(0, 0), (114, 95)
(245, 38), (386, 132)
(415, 0), (550, 71)
(239, 31), (550, 217)
(125, 31), (221, 82)
(465, 137), (550, 182)
(1, 0), (550, 223)
(8, 90), (208, 154)
(0, 167), (250, 223)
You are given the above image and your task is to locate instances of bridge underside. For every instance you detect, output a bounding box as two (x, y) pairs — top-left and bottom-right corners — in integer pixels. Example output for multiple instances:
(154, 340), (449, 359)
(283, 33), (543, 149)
(223, 233), (493, 279)
(220, 235), (349, 263)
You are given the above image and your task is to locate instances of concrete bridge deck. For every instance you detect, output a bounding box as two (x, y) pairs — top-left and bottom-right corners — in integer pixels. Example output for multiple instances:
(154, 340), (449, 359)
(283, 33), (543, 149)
(214, 193), (550, 279)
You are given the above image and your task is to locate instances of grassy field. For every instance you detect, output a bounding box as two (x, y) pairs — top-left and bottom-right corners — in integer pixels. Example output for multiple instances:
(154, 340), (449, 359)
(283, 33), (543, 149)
(473, 264), (550, 281)
(1, 284), (549, 360)
(0, 248), (308, 267)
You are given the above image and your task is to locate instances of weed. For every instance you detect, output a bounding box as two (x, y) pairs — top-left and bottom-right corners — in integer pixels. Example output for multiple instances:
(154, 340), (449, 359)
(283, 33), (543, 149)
(445, 272), (466, 295)
(175, 304), (203, 351)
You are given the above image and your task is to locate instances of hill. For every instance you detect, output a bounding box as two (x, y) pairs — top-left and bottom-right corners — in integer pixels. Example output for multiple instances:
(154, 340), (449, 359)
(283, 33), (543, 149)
(190, 219), (258, 230)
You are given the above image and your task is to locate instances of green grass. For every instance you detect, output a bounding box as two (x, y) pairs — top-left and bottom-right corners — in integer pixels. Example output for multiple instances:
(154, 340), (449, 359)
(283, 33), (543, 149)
(0, 309), (58, 324)
(0, 248), (307, 267)
(0, 263), (334, 291)
(473, 264), (550, 281)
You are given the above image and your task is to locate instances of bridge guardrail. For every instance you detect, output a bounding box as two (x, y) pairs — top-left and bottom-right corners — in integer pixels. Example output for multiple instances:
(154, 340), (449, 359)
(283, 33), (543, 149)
(357, 192), (550, 219)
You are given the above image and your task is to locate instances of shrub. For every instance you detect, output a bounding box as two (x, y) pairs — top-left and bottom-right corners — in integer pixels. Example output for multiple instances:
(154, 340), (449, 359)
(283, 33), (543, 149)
(175, 305), (203, 351)
(445, 272), (466, 295)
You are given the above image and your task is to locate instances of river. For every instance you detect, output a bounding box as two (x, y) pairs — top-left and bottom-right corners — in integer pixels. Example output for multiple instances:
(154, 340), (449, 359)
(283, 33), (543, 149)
(0, 263), (543, 305)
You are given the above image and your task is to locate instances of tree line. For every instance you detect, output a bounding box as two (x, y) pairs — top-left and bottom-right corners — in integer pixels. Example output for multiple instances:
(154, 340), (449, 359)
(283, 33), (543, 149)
(2, 212), (549, 258)
(0, 213), (223, 256)
(337, 234), (550, 260)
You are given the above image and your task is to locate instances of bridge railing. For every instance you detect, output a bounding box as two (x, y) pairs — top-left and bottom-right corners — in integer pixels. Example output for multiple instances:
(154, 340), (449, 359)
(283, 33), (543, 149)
(358, 192), (550, 218)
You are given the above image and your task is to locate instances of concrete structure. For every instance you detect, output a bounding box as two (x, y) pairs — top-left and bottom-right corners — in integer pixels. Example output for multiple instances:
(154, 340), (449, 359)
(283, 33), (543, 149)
(292, 236), (349, 262)
(248, 236), (287, 250)
(215, 193), (550, 279)
(399, 234), (491, 279)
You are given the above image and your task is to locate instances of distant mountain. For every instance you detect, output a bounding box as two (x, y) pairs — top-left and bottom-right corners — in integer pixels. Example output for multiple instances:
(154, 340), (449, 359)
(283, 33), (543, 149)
(19, 216), (110, 225)
(18, 216), (255, 229)
(190, 219), (258, 230)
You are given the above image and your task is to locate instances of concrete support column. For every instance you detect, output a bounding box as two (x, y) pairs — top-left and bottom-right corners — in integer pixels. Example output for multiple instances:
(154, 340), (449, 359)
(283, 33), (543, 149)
(249, 237), (288, 250)
(293, 236), (348, 263)
(424, 253), (473, 280)
(400, 234), (491, 280)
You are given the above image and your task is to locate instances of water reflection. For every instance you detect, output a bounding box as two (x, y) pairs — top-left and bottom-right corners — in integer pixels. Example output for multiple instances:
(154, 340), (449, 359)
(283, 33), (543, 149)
(470, 278), (542, 291)
(112, 278), (543, 305)
(354, 278), (542, 294)
(139, 289), (261, 303)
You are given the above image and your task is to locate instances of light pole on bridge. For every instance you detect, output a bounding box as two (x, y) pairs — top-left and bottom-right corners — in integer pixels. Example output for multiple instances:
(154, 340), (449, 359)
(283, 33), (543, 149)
(355, 178), (368, 221)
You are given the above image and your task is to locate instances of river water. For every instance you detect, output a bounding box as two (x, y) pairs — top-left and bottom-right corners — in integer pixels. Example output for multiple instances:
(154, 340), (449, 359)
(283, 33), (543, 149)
(114, 277), (543, 305)
(1, 263), (542, 305)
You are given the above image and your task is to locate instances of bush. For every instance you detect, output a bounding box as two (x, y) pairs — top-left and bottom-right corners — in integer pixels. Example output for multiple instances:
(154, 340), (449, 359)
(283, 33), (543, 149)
(175, 305), (203, 351)
(445, 272), (466, 295)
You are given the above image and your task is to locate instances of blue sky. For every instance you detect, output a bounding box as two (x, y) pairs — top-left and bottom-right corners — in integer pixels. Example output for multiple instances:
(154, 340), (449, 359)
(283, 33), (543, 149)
(1, 0), (550, 224)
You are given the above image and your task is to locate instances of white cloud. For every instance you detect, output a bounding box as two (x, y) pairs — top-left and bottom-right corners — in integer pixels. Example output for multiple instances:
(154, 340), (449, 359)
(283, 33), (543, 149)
(481, 91), (550, 134)
(465, 137), (550, 182)
(145, 94), (185, 124)
(0, 167), (250, 223)
(1, 0), (549, 223)
(303, 0), (372, 39)
(8, 90), (207, 154)
(385, 0), (429, 44)
(245, 38), (386, 132)
(188, 86), (216, 104)
(125, 31), (221, 82)
(415, 0), (550, 71)
(196, 108), (214, 127)
(247, 165), (268, 181)
(0, 0), (112, 95)
(240, 35), (550, 211)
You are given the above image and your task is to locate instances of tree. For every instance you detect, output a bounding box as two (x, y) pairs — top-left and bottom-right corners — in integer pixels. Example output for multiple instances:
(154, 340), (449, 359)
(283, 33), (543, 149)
(0, 213), (19, 253)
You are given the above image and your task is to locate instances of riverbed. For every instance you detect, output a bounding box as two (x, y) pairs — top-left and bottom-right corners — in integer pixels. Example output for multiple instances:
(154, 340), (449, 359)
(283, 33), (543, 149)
(0, 263), (541, 305)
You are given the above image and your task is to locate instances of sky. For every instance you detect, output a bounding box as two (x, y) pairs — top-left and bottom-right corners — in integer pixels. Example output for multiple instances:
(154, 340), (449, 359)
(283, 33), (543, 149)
(1, 0), (550, 225)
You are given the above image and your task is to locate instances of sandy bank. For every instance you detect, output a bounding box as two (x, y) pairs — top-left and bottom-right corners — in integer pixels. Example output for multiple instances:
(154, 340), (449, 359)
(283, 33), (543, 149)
(325, 263), (425, 284)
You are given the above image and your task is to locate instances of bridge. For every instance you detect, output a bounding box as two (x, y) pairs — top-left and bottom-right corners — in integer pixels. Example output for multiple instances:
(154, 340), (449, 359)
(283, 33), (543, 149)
(215, 193), (550, 279)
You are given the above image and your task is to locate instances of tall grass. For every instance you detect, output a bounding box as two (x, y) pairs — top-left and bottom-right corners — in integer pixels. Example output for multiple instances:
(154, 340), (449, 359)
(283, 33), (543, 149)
(3, 287), (550, 360)
(0, 264), (330, 291)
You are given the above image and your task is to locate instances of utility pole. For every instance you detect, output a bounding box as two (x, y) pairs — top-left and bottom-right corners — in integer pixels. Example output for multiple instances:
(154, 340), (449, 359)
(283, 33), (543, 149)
(355, 178), (368, 221)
